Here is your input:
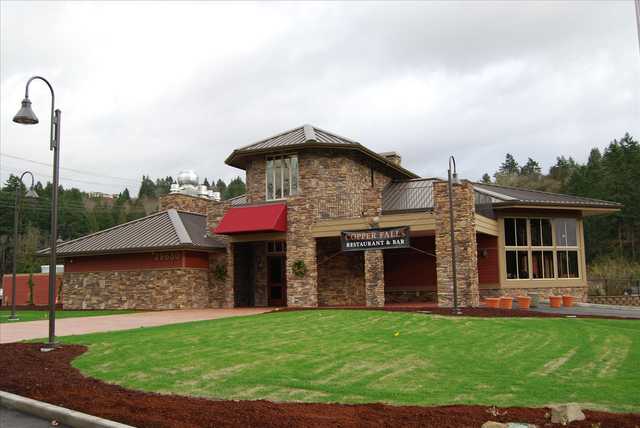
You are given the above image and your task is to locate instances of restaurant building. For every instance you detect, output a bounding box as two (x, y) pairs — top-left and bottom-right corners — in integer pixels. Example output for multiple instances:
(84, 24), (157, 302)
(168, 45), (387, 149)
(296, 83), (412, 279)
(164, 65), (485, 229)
(48, 125), (621, 309)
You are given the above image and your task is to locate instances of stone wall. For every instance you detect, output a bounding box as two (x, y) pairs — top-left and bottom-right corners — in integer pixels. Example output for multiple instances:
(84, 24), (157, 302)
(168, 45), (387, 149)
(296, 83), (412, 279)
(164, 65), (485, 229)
(317, 238), (365, 306)
(365, 250), (385, 307)
(588, 295), (640, 306)
(434, 180), (480, 307)
(208, 251), (230, 307)
(253, 243), (268, 306)
(63, 268), (209, 310)
(286, 196), (319, 307)
(159, 194), (209, 215)
(479, 286), (587, 302)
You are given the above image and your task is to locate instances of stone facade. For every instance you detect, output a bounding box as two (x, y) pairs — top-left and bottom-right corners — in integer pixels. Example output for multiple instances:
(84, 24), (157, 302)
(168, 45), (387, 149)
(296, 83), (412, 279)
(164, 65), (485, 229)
(317, 238), (365, 306)
(588, 295), (640, 306)
(236, 150), (397, 307)
(63, 268), (209, 310)
(159, 193), (209, 214)
(364, 250), (385, 307)
(434, 180), (480, 307)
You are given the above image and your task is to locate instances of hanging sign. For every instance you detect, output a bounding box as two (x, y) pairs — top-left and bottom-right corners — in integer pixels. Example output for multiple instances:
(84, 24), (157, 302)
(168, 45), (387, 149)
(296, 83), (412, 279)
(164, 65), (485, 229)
(341, 226), (410, 252)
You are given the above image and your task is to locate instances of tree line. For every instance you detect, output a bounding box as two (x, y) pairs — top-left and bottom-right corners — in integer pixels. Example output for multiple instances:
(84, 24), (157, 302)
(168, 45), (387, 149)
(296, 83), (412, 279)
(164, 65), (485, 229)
(481, 133), (639, 265)
(0, 175), (246, 275)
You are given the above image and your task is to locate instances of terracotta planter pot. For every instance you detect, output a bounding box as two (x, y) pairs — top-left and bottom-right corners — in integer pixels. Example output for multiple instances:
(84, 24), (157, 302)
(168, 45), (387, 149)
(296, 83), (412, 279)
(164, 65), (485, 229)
(549, 295), (563, 308)
(562, 295), (574, 307)
(484, 297), (500, 309)
(499, 296), (513, 310)
(517, 296), (531, 310)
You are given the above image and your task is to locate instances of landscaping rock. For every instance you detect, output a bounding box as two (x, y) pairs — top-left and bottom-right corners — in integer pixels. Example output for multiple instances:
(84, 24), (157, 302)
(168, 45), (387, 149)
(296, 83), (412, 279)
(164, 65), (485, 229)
(549, 404), (586, 424)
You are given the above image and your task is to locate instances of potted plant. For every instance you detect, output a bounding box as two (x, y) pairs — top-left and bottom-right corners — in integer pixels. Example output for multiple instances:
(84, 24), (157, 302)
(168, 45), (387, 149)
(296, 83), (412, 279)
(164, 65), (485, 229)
(516, 295), (531, 310)
(549, 295), (563, 308)
(484, 297), (500, 308)
(562, 295), (574, 307)
(499, 296), (513, 309)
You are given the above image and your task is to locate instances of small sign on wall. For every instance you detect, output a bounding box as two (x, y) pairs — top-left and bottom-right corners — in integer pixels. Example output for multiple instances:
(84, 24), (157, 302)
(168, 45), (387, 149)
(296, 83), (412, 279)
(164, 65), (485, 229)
(341, 226), (410, 251)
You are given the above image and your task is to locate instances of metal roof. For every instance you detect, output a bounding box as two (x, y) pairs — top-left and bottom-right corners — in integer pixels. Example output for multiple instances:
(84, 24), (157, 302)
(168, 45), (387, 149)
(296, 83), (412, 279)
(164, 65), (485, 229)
(40, 209), (225, 257)
(473, 183), (622, 209)
(225, 124), (418, 179)
(381, 179), (621, 214)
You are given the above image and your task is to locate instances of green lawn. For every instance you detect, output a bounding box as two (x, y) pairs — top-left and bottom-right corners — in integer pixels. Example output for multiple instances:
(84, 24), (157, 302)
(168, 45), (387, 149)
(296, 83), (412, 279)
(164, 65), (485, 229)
(0, 309), (136, 323)
(59, 310), (640, 412)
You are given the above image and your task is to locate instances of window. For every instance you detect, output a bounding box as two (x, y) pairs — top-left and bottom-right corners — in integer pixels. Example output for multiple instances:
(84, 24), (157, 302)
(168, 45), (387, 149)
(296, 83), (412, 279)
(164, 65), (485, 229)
(266, 155), (298, 200)
(267, 240), (286, 254)
(503, 217), (580, 280)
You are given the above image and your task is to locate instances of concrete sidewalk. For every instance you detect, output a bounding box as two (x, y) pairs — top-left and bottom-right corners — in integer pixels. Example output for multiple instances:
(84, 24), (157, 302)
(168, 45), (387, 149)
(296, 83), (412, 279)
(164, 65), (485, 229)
(0, 308), (271, 343)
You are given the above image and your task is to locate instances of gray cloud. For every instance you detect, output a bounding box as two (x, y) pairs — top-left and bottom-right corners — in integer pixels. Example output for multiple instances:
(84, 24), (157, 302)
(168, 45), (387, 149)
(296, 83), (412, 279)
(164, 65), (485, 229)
(1, 1), (638, 194)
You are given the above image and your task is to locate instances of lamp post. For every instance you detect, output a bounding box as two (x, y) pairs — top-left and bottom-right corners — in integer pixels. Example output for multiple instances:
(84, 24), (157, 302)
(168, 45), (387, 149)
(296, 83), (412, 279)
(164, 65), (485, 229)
(9, 171), (39, 321)
(447, 156), (461, 315)
(13, 76), (61, 349)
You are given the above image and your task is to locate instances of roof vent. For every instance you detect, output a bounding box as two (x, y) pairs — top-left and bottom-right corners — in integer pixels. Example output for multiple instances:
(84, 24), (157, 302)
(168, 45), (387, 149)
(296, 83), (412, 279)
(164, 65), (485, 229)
(170, 170), (216, 200)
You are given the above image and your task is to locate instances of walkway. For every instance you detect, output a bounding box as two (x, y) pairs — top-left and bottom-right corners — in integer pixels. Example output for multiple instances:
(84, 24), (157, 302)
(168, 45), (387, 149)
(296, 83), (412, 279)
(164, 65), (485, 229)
(0, 308), (271, 344)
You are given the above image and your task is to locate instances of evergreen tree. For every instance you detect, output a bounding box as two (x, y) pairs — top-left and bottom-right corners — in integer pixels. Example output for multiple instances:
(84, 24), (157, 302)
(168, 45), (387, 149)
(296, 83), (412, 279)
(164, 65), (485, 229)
(216, 179), (227, 196)
(203, 177), (210, 188)
(481, 173), (491, 183)
(224, 177), (246, 200)
(138, 175), (157, 199)
(498, 154), (520, 176)
(520, 158), (542, 177)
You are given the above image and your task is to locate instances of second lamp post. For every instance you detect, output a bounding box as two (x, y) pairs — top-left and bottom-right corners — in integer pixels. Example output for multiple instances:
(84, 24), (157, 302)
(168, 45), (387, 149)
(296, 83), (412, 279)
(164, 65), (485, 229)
(9, 171), (39, 321)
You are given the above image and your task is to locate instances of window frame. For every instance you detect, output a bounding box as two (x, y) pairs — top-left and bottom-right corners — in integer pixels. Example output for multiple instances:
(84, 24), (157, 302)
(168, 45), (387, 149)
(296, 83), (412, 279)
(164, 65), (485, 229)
(265, 154), (299, 201)
(502, 216), (581, 282)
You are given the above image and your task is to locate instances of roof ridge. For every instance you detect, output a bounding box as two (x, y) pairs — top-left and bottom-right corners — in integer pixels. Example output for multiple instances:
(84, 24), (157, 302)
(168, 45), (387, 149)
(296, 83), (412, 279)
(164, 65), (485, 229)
(168, 209), (193, 245)
(50, 210), (169, 251)
(303, 124), (316, 142)
(473, 182), (622, 205)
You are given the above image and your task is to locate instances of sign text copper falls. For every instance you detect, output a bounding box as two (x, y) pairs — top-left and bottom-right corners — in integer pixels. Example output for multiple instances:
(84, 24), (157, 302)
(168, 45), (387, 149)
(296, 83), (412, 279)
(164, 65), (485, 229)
(341, 226), (410, 251)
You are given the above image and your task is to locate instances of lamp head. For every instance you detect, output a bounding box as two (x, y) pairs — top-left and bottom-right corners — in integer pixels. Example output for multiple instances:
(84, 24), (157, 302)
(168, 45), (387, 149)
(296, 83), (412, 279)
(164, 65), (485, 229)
(25, 188), (39, 199)
(451, 172), (460, 185)
(13, 97), (39, 125)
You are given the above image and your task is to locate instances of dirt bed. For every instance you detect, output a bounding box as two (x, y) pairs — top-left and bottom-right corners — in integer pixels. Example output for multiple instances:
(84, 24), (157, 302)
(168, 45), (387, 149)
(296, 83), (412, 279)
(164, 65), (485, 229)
(1, 344), (638, 428)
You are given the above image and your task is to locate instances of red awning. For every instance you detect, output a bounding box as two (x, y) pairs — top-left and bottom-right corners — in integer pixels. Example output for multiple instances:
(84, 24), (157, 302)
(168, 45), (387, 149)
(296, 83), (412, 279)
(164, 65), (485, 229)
(214, 203), (287, 235)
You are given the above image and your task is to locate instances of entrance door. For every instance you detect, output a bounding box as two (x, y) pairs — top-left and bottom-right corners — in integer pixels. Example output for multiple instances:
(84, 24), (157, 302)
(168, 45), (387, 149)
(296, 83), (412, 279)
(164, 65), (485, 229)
(267, 255), (286, 306)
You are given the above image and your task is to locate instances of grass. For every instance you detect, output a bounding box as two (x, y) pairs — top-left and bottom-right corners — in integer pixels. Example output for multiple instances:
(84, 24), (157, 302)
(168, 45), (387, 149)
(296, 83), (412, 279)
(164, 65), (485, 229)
(59, 310), (640, 412)
(0, 309), (137, 323)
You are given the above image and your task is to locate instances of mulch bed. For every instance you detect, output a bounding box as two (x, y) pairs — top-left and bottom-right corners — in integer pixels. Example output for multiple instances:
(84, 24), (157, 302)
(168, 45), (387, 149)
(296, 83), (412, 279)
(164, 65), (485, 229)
(1, 344), (638, 428)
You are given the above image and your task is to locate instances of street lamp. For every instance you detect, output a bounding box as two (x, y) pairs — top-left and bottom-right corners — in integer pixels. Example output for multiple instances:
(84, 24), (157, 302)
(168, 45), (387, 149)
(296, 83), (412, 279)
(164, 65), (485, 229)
(9, 171), (39, 321)
(447, 156), (461, 315)
(13, 76), (61, 349)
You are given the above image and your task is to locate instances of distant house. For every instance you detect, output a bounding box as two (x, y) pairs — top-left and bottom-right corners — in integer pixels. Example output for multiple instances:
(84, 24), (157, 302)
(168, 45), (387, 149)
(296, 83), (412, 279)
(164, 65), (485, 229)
(41, 125), (621, 310)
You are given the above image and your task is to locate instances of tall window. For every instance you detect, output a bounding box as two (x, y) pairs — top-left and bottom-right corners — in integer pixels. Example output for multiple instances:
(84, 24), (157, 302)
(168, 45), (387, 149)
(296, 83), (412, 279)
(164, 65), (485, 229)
(503, 217), (580, 280)
(266, 155), (298, 200)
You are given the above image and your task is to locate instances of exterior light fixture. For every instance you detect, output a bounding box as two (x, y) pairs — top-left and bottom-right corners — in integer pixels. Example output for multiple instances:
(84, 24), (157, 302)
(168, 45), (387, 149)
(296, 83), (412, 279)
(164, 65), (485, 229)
(13, 98), (39, 124)
(13, 76), (61, 349)
(447, 156), (461, 315)
(9, 171), (38, 321)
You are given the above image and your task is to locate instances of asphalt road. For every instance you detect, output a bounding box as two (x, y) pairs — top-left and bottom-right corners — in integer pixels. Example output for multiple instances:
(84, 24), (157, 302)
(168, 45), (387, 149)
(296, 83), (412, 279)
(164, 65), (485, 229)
(0, 407), (69, 428)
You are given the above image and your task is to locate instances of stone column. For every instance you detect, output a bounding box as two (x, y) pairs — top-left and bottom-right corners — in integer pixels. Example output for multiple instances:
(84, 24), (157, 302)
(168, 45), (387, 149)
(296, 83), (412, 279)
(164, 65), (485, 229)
(286, 197), (318, 307)
(223, 242), (235, 308)
(159, 193), (208, 214)
(434, 180), (480, 307)
(365, 250), (385, 307)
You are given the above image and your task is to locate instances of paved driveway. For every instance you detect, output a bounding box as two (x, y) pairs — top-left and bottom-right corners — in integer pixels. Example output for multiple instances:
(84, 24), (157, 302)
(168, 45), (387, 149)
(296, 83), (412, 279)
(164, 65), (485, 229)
(0, 308), (271, 344)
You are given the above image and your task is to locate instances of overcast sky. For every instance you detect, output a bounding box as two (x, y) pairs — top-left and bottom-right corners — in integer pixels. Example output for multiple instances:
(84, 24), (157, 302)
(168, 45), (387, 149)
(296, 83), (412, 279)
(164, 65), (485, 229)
(1, 1), (638, 195)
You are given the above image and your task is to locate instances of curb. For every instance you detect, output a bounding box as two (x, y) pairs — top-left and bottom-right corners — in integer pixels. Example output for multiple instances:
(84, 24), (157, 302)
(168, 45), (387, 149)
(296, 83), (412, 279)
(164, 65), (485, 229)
(0, 390), (135, 428)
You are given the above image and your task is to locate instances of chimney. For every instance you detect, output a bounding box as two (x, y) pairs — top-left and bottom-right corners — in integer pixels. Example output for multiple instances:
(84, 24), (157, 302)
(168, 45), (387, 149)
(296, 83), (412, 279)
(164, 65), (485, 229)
(379, 151), (402, 166)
